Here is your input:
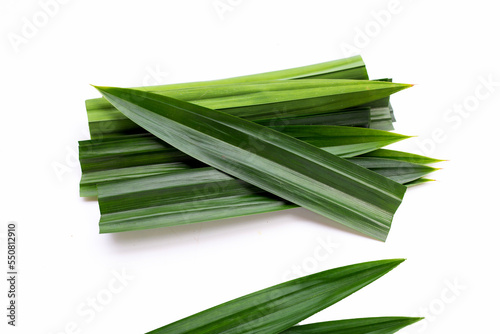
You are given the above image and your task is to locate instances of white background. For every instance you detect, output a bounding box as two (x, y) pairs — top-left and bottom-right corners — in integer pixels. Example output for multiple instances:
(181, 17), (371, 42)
(1, 0), (499, 333)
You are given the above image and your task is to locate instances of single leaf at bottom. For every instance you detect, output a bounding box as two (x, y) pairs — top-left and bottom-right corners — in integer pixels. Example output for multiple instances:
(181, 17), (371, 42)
(146, 259), (404, 334)
(281, 317), (423, 334)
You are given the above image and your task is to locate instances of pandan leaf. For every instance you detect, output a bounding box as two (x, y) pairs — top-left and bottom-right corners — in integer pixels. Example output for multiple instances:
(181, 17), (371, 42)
(146, 259), (404, 334)
(347, 157), (439, 184)
(404, 178), (435, 187)
(87, 56), (369, 137)
(281, 316), (423, 334)
(88, 79), (402, 138)
(97, 157), (435, 234)
(79, 126), (410, 197)
(93, 85), (410, 240)
(359, 149), (444, 164)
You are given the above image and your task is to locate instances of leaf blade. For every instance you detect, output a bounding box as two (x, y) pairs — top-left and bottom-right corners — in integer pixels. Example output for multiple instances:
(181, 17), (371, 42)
(146, 259), (404, 334)
(281, 317), (423, 334)
(88, 79), (404, 138)
(79, 125), (410, 196)
(97, 156), (436, 233)
(86, 55), (369, 119)
(359, 149), (444, 164)
(93, 86), (409, 240)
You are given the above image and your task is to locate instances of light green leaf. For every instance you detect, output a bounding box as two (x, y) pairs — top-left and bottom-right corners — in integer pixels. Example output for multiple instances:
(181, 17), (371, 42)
(90, 56), (368, 109)
(88, 79), (402, 138)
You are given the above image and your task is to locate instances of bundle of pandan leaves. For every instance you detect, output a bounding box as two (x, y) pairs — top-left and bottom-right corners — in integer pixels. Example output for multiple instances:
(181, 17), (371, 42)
(80, 56), (440, 333)
(80, 55), (440, 241)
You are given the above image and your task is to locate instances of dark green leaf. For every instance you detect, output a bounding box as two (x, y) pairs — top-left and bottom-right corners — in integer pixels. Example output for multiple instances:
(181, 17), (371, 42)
(93, 85), (410, 240)
(281, 317), (423, 334)
(79, 126), (410, 196)
(360, 149), (444, 164)
(146, 259), (405, 334)
(97, 157), (435, 233)
(347, 157), (439, 184)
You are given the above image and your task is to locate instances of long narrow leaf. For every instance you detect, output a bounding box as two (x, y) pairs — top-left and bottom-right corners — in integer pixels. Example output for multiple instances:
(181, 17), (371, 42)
(258, 108), (371, 128)
(360, 149), (444, 164)
(405, 178), (435, 187)
(81, 163), (193, 198)
(80, 126), (409, 173)
(348, 157), (438, 184)
(146, 259), (404, 334)
(281, 317), (423, 334)
(79, 126), (410, 196)
(272, 125), (409, 157)
(87, 56), (368, 135)
(93, 86), (410, 240)
(97, 158), (435, 233)
(88, 79), (402, 138)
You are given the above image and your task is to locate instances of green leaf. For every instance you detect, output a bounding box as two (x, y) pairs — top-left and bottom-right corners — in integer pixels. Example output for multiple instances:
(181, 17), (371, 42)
(281, 317), (423, 334)
(365, 80), (394, 130)
(88, 79), (403, 138)
(347, 157), (439, 184)
(259, 108), (371, 128)
(360, 149), (444, 164)
(271, 126), (410, 158)
(146, 259), (405, 334)
(369, 106), (395, 131)
(97, 157), (435, 233)
(80, 127), (409, 173)
(79, 126), (410, 196)
(80, 162), (193, 198)
(87, 56), (368, 124)
(93, 85), (410, 241)
(404, 178), (435, 187)
(79, 134), (200, 174)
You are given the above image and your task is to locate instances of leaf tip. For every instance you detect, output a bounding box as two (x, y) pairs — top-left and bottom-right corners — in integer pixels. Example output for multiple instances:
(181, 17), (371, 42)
(397, 83), (415, 91)
(90, 85), (108, 93)
(377, 258), (406, 268)
(400, 134), (416, 140)
(410, 317), (425, 324)
(391, 258), (406, 268)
